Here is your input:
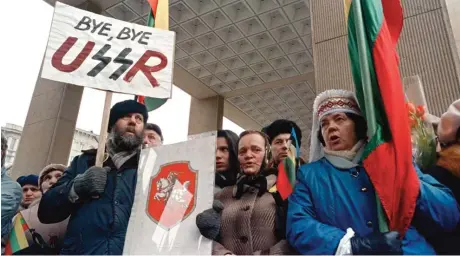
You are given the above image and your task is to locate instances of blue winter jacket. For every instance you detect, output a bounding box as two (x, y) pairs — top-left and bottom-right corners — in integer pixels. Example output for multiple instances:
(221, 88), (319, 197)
(37, 150), (138, 255)
(287, 158), (460, 255)
(1, 167), (22, 237)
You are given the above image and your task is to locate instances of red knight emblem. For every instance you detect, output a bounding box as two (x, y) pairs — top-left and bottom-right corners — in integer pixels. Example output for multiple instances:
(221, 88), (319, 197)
(146, 161), (197, 230)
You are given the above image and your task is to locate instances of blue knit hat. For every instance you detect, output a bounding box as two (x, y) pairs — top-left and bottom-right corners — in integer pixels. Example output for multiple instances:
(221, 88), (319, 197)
(17, 174), (39, 187)
(108, 100), (148, 132)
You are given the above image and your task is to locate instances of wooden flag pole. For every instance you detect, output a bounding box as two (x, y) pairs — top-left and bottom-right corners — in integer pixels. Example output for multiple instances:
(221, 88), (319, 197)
(95, 91), (113, 167)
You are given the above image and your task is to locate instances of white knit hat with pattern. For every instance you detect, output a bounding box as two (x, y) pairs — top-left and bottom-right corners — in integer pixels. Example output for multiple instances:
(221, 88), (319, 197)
(309, 89), (363, 163)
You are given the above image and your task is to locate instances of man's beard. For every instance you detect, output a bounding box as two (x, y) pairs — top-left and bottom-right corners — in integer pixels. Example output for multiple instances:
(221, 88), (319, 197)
(107, 125), (143, 153)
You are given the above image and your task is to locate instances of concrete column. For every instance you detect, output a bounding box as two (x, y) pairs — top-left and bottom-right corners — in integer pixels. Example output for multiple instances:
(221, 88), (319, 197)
(11, 0), (100, 179)
(188, 96), (224, 136)
(12, 71), (83, 179)
(310, 0), (460, 116)
(445, 0), (460, 60)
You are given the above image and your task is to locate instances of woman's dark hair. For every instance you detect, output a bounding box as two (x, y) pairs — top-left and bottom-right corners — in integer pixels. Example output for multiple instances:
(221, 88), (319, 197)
(217, 130), (240, 185)
(317, 112), (368, 146)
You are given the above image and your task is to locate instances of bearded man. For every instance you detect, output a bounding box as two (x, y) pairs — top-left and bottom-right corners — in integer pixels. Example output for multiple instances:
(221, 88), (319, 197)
(38, 100), (148, 255)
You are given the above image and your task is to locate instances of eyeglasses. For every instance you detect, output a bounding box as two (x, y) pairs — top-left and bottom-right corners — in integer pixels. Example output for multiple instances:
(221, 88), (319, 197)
(436, 136), (455, 149)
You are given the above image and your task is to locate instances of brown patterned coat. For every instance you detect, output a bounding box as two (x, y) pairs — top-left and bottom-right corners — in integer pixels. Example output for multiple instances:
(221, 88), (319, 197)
(212, 175), (293, 255)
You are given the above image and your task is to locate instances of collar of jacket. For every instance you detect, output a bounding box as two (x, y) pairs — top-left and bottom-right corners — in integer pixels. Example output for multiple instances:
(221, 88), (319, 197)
(233, 168), (277, 199)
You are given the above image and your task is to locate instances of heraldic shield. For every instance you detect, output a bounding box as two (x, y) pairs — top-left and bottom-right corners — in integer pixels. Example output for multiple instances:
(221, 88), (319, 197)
(146, 161), (197, 230)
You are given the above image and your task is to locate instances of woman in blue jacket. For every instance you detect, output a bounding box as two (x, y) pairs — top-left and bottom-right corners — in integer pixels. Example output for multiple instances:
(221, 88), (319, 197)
(286, 90), (460, 255)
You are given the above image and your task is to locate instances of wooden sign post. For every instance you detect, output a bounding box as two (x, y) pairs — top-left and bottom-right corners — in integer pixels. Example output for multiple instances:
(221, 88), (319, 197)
(95, 92), (113, 167)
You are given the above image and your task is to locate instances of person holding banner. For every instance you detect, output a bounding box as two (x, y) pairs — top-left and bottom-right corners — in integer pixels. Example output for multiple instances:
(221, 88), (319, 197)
(286, 90), (460, 254)
(214, 130), (239, 194)
(196, 130), (294, 255)
(38, 100), (148, 255)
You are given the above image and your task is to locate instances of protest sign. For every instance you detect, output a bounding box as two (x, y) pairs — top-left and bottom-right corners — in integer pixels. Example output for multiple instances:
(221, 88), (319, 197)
(124, 134), (216, 255)
(41, 2), (175, 99)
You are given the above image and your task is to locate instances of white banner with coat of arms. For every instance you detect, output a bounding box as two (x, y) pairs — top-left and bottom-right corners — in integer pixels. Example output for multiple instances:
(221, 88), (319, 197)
(123, 134), (216, 255)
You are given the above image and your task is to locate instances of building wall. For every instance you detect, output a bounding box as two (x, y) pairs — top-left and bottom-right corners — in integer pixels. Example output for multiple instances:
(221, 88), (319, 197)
(1, 123), (98, 172)
(68, 129), (99, 165)
(2, 124), (23, 167)
(445, 0), (460, 59)
(311, 0), (460, 116)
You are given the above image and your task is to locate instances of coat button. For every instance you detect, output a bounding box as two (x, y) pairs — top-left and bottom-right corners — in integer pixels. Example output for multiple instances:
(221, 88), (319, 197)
(366, 221), (372, 227)
(243, 205), (250, 211)
(361, 187), (368, 192)
(249, 188), (256, 194)
(240, 236), (248, 243)
(115, 200), (119, 205)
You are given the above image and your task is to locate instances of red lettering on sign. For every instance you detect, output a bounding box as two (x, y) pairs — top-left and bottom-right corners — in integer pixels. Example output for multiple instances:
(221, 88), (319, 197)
(52, 37), (94, 72)
(123, 50), (167, 87)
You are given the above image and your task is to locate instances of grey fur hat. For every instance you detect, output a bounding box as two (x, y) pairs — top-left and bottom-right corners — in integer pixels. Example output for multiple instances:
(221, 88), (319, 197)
(39, 164), (66, 190)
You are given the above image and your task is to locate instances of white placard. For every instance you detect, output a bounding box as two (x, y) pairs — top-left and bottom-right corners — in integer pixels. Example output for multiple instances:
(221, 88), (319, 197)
(124, 134), (216, 255)
(41, 2), (175, 98)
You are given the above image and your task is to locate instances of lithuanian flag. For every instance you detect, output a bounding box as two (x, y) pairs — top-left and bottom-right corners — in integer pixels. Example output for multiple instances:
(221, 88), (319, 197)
(277, 127), (300, 200)
(345, 0), (420, 235)
(4, 212), (30, 255)
(134, 0), (169, 111)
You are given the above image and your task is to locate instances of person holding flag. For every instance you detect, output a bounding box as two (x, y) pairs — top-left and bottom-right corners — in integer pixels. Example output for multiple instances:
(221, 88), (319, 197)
(286, 90), (459, 254)
(262, 119), (303, 169)
(287, 0), (459, 253)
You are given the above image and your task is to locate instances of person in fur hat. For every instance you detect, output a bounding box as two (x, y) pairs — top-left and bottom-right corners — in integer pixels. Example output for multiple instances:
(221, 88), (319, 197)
(422, 99), (460, 255)
(262, 119), (302, 167)
(17, 175), (41, 210)
(286, 90), (459, 255)
(143, 123), (163, 147)
(13, 164), (68, 255)
(38, 100), (147, 255)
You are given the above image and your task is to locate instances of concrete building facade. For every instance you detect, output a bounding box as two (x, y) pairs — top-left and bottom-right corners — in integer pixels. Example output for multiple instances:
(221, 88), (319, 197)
(311, 0), (460, 116)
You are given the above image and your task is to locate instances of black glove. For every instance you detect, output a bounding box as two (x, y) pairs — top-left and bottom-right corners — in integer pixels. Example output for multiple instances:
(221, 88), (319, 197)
(350, 231), (402, 255)
(196, 200), (224, 240)
(73, 166), (110, 199)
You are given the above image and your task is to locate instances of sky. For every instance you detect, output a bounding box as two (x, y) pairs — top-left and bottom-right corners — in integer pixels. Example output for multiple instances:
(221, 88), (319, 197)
(0, 1), (244, 145)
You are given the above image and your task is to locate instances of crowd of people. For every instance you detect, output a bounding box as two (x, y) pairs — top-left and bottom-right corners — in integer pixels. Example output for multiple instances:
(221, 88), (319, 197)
(1, 91), (459, 255)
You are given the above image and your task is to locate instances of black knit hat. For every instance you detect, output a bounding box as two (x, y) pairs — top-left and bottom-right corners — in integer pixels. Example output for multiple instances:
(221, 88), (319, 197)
(262, 119), (302, 147)
(145, 123), (163, 142)
(108, 100), (148, 131)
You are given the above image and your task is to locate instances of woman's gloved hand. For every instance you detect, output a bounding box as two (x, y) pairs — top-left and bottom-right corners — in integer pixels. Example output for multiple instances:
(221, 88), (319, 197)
(196, 200), (224, 240)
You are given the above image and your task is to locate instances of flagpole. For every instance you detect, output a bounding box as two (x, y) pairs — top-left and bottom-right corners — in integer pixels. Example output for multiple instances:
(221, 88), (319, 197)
(351, 0), (389, 233)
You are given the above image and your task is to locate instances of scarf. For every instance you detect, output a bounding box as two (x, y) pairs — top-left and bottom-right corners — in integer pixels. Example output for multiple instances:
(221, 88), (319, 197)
(324, 140), (366, 169)
(215, 172), (236, 189)
(233, 168), (277, 199)
(106, 135), (139, 169)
